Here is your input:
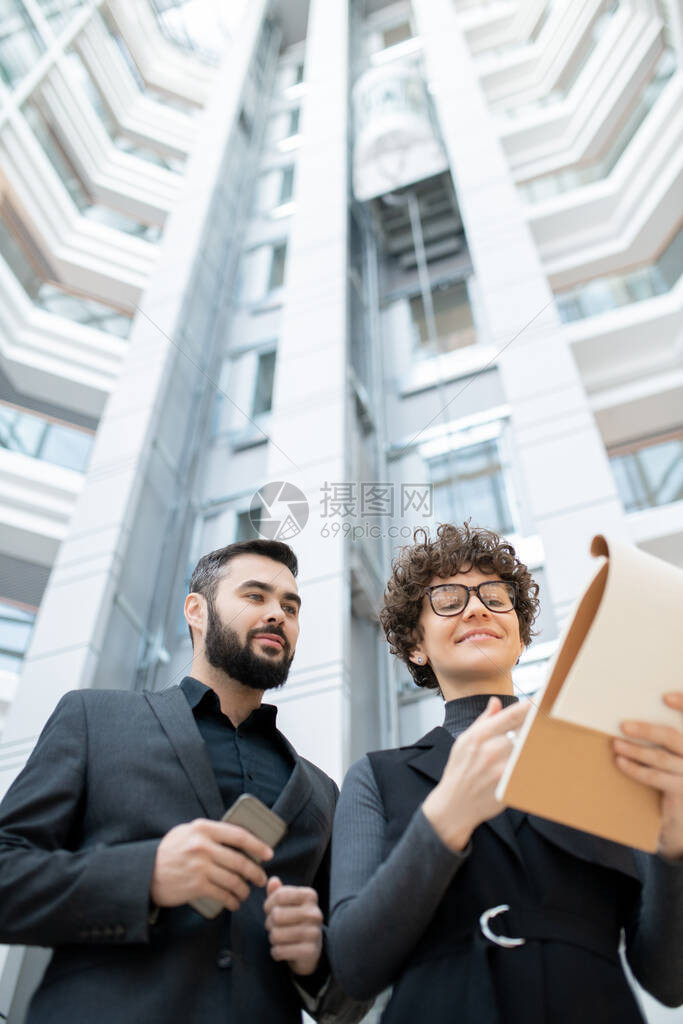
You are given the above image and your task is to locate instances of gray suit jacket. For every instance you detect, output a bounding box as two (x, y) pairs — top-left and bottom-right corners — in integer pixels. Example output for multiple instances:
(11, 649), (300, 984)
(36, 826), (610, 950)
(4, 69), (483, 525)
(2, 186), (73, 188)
(0, 687), (366, 1024)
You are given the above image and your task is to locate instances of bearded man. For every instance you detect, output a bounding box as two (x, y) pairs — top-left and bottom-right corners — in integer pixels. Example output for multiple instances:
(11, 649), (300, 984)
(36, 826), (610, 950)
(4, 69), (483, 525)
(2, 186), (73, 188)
(0, 539), (366, 1024)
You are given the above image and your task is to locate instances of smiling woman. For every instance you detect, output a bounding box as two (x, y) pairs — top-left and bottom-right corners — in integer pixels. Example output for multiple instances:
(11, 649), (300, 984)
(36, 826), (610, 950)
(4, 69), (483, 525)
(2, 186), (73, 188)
(328, 522), (683, 1024)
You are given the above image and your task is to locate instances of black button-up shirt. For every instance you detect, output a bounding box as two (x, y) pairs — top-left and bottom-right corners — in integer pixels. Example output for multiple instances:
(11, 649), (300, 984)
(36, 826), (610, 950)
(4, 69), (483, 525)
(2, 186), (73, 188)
(180, 676), (294, 811)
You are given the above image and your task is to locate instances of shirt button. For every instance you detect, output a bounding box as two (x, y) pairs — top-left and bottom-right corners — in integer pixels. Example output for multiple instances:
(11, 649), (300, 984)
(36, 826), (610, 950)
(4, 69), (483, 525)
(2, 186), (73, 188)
(216, 949), (233, 969)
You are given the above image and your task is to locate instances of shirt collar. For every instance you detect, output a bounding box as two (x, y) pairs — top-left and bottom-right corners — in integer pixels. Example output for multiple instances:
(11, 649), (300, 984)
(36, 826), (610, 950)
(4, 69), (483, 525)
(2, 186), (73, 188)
(443, 693), (518, 739)
(179, 676), (279, 732)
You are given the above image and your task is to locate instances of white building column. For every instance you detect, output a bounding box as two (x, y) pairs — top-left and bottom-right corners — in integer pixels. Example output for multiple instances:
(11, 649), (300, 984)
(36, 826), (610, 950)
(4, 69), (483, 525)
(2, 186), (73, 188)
(264, 0), (351, 783)
(413, 0), (629, 622)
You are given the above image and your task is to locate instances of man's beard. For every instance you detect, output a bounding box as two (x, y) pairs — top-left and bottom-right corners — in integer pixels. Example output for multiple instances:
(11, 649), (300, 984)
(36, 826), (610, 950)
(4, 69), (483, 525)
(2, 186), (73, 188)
(204, 598), (294, 691)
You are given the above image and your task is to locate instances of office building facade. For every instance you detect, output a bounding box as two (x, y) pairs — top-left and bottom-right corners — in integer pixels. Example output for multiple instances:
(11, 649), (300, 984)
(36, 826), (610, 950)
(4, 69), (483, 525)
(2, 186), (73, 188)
(0, 0), (681, 1018)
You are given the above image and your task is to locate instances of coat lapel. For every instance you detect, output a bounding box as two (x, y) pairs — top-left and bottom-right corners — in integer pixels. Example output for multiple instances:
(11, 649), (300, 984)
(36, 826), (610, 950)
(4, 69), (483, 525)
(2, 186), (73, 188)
(406, 726), (524, 867)
(271, 735), (314, 827)
(145, 688), (224, 820)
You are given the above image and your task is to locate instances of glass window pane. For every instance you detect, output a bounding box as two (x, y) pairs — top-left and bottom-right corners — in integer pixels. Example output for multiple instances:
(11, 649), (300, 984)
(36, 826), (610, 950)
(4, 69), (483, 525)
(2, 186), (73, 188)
(0, 2), (45, 88)
(267, 243), (287, 292)
(279, 165), (294, 204)
(429, 440), (513, 533)
(40, 422), (93, 471)
(235, 509), (261, 541)
(252, 350), (276, 416)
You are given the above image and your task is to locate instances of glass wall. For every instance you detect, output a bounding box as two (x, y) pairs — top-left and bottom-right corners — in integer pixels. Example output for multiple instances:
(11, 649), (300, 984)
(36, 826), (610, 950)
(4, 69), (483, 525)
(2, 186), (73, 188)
(0, 598), (36, 672)
(409, 279), (477, 356)
(556, 228), (682, 322)
(0, 400), (94, 472)
(0, 0), (45, 88)
(609, 431), (683, 512)
(0, 200), (133, 337)
(518, 49), (676, 202)
(428, 437), (515, 533)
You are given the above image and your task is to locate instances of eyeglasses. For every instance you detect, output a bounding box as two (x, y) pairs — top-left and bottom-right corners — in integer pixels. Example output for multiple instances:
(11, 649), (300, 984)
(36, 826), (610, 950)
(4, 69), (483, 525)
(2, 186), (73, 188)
(424, 581), (517, 617)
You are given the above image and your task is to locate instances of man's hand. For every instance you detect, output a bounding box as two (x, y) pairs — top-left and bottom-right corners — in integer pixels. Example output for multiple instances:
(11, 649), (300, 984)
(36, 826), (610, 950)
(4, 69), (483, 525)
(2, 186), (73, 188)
(422, 697), (530, 852)
(613, 691), (683, 860)
(150, 819), (273, 912)
(264, 876), (324, 976)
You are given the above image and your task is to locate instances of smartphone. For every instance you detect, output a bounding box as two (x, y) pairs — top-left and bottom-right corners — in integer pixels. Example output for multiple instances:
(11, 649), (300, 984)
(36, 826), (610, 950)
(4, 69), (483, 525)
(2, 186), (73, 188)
(190, 794), (287, 919)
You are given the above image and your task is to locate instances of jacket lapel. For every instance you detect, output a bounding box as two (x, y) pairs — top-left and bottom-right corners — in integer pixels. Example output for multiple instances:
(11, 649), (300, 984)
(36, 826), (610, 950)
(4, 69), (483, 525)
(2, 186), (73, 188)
(271, 735), (314, 827)
(145, 688), (224, 820)
(406, 726), (524, 867)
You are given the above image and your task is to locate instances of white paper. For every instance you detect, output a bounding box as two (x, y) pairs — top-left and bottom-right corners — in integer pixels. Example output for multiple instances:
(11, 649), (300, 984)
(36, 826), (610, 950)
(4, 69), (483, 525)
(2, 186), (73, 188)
(550, 536), (683, 737)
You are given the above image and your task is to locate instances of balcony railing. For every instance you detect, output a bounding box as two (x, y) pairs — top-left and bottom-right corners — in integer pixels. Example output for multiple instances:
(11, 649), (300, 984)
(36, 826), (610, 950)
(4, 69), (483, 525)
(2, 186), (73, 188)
(518, 48), (676, 202)
(0, 400), (94, 473)
(609, 431), (683, 513)
(556, 228), (682, 322)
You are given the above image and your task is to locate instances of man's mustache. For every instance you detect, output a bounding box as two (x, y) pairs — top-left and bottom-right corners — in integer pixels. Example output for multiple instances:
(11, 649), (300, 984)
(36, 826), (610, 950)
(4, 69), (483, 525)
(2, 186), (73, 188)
(248, 627), (290, 654)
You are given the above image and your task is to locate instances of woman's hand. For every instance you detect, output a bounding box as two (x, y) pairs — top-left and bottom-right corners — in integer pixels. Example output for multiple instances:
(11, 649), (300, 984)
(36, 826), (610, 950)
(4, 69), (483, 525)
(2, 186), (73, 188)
(422, 697), (530, 852)
(613, 692), (683, 860)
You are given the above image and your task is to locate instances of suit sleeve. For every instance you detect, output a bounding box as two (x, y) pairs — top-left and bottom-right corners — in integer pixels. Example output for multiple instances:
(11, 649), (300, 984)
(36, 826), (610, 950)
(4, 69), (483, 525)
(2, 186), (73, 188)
(0, 692), (160, 948)
(623, 850), (683, 1007)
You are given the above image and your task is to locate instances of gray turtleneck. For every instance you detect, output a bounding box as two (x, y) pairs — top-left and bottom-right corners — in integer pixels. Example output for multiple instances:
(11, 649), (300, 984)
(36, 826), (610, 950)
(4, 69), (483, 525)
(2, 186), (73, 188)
(328, 694), (683, 1005)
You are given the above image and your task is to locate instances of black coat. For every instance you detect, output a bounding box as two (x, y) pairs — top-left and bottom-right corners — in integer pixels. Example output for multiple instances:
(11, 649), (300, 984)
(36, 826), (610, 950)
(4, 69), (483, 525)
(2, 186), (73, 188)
(369, 726), (653, 1024)
(0, 687), (364, 1024)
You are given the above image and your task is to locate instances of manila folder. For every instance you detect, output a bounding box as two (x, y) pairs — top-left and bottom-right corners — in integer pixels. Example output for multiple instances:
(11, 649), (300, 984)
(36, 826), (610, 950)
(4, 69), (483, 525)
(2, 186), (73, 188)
(495, 535), (680, 853)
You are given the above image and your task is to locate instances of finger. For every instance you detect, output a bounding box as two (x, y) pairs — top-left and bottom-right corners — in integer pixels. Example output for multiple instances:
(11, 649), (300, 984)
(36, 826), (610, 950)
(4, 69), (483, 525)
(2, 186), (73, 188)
(211, 845), (268, 888)
(268, 925), (322, 947)
(615, 755), (683, 795)
(205, 821), (274, 862)
(473, 699), (530, 741)
(266, 876), (282, 898)
(613, 738), (683, 776)
(620, 721), (683, 756)
(263, 885), (318, 914)
(270, 942), (320, 964)
(663, 692), (683, 710)
(265, 904), (324, 930)
(200, 880), (241, 913)
(207, 865), (251, 903)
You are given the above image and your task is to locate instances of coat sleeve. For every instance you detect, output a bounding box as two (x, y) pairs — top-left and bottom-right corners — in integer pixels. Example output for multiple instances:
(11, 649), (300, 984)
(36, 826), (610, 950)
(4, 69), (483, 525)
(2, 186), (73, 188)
(623, 850), (683, 1008)
(0, 692), (160, 948)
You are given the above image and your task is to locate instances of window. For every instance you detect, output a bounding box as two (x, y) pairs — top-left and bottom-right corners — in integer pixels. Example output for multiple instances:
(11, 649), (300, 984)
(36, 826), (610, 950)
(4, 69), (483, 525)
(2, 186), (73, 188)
(267, 243), (287, 292)
(382, 22), (412, 48)
(428, 439), (514, 533)
(293, 61), (304, 84)
(556, 228), (682, 322)
(235, 509), (262, 542)
(0, 200), (133, 337)
(279, 165), (294, 205)
(609, 432), (683, 513)
(409, 281), (476, 355)
(0, 598), (36, 672)
(23, 97), (91, 211)
(251, 350), (276, 416)
(34, 0), (84, 34)
(288, 107), (300, 136)
(0, 401), (94, 472)
(0, 1), (45, 89)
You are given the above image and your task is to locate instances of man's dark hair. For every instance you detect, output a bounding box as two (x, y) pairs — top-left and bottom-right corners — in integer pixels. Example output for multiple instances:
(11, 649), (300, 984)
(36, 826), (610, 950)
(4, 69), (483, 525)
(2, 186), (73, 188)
(379, 522), (539, 690)
(187, 539), (299, 647)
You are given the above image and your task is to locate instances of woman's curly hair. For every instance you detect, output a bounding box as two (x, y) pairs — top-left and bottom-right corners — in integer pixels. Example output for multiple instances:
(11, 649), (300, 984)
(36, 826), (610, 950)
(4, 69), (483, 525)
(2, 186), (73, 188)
(379, 522), (540, 690)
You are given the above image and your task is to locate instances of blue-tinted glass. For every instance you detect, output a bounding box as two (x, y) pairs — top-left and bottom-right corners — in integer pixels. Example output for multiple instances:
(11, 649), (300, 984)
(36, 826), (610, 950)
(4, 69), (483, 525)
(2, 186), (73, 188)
(40, 423), (93, 471)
